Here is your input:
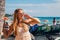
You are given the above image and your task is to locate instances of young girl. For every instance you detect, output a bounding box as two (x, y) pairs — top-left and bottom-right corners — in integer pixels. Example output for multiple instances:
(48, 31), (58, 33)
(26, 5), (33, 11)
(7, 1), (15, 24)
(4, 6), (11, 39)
(3, 9), (31, 40)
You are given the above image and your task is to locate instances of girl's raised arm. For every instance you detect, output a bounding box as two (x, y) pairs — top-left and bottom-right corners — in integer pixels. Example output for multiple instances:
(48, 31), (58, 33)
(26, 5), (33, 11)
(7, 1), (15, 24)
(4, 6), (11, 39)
(24, 14), (40, 23)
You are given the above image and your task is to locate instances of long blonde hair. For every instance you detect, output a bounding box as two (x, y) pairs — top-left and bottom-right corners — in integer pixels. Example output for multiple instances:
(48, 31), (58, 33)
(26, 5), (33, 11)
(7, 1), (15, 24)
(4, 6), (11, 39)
(13, 9), (23, 36)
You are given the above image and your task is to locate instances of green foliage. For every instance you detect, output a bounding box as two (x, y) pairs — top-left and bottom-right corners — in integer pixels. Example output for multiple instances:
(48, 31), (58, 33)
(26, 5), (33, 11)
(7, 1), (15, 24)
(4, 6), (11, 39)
(5, 14), (12, 17)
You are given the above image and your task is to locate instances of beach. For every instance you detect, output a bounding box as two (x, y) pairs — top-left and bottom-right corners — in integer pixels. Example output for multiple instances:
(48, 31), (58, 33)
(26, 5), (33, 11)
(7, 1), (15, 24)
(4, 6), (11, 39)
(1, 34), (60, 40)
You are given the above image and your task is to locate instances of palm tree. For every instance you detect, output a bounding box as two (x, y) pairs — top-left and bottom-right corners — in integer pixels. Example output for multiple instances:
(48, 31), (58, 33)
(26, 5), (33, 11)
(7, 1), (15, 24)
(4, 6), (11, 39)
(0, 0), (5, 39)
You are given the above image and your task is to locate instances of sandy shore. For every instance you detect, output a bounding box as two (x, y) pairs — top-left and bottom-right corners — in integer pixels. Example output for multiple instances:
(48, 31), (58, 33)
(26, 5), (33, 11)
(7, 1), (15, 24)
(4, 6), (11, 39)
(1, 35), (60, 40)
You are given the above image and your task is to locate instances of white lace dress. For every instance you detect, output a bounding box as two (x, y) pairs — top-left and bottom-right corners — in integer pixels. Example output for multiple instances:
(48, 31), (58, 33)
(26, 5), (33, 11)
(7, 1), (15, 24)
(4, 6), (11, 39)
(15, 26), (31, 40)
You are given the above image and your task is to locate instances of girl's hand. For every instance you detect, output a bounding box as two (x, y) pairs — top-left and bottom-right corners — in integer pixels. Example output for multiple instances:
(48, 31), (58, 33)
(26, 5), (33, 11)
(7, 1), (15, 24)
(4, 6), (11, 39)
(24, 14), (31, 19)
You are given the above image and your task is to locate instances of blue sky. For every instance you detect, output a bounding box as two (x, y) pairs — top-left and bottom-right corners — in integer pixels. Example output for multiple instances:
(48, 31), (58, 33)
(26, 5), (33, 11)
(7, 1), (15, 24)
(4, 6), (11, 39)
(5, 0), (60, 17)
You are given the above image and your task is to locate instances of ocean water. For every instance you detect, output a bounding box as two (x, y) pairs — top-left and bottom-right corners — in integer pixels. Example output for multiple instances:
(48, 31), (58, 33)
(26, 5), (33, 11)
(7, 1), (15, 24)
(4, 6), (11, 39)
(37, 17), (60, 25)
(7, 17), (60, 25)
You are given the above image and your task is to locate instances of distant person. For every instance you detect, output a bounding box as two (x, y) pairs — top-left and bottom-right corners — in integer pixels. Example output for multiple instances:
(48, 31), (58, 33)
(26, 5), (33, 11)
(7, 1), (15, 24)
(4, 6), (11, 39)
(53, 17), (56, 25)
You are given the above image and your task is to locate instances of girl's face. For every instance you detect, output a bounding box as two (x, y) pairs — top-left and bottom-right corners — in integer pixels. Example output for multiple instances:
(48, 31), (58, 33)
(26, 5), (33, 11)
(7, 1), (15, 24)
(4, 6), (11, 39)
(17, 10), (24, 19)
